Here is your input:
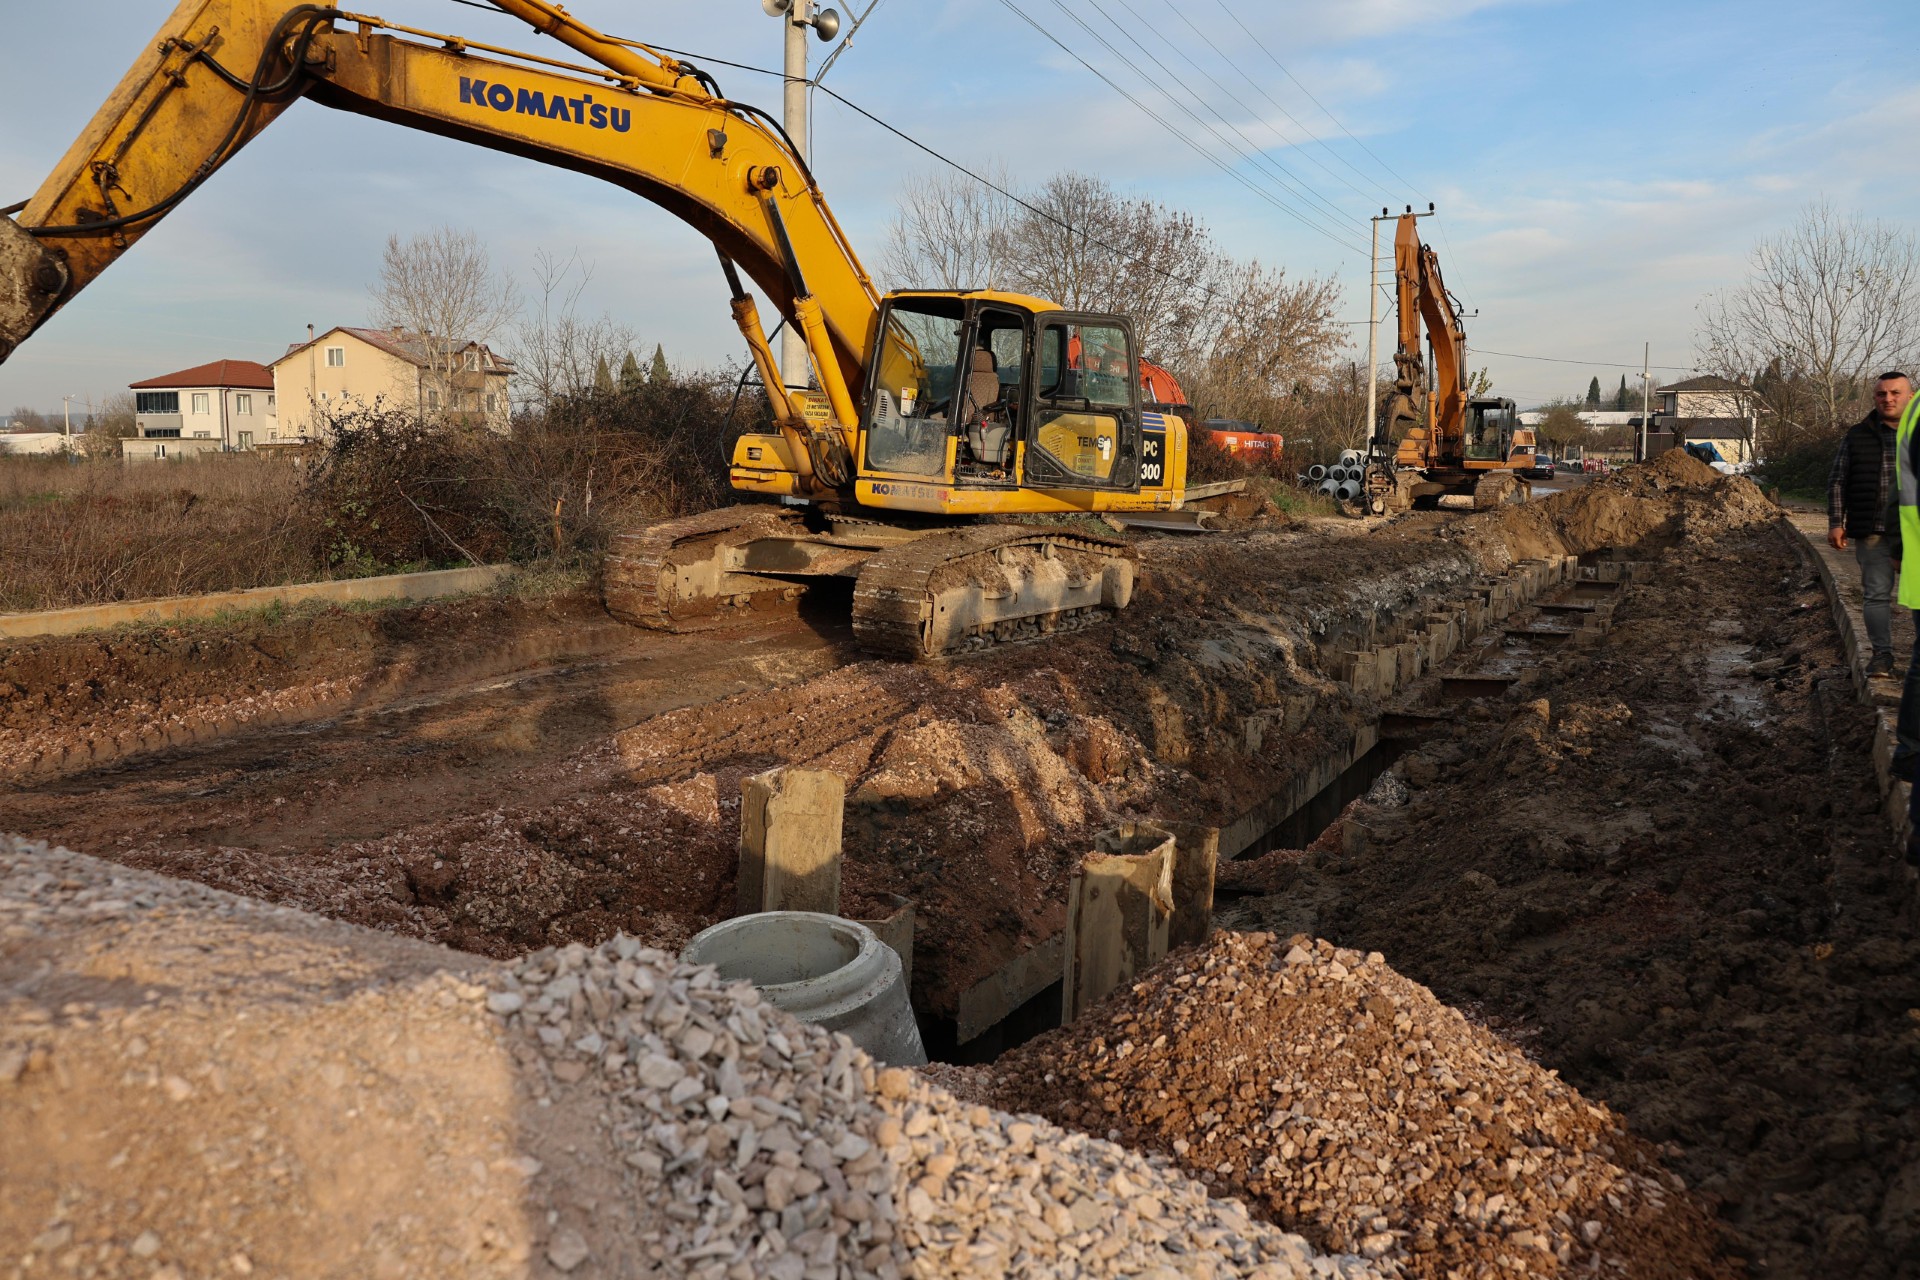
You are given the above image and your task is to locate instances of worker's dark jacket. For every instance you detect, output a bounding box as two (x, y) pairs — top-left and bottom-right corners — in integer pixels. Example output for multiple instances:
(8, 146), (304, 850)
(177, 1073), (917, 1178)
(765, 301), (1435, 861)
(1829, 412), (1902, 541)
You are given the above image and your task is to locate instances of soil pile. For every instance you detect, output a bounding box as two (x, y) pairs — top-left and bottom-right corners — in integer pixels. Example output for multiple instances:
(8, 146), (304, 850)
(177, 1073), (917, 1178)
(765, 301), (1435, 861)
(2, 836), (1382, 1279)
(1454, 454), (1779, 568)
(983, 931), (1731, 1279)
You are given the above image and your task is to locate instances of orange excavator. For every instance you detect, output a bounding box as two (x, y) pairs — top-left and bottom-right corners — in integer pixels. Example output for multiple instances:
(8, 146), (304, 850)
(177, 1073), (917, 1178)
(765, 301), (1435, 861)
(1359, 211), (1535, 515)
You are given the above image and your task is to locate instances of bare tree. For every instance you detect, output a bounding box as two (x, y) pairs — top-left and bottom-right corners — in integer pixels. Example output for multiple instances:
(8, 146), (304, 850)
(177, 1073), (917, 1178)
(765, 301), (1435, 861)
(369, 226), (520, 412)
(1532, 399), (1588, 457)
(1696, 201), (1920, 460)
(880, 167), (1015, 292)
(1181, 259), (1344, 427)
(506, 250), (636, 412)
(80, 392), (136, 459)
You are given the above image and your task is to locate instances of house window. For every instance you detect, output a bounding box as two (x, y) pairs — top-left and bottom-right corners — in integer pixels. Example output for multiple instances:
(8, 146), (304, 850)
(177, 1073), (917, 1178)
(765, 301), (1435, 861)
(268, 429), (278, 440)
(464, 351), (479, 372)
(135, 391), (179, 414)
(145, 428), (180, 439)
(238, 431), (253, 449)
(266, 394), (276, 413)
(426, 388), (440, 410)
(192, 392), (210, 414)
(326, 346), (345, 367)
(155, 444), (167, 459)
(235, 393), (252, 415)
(486, 393), (496, 413)
(193, 431), (211, 438)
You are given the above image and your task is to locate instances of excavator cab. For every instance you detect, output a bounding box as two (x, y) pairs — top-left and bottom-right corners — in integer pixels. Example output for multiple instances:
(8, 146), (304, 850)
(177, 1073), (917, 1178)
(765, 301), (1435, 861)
(837, 291), (1144, 513)
(1464, 398), (1520, 462)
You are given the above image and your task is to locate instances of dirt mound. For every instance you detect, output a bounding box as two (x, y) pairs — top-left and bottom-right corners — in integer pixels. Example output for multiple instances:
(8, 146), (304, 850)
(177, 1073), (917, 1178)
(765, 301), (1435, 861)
(982, 931), (1731, 1278)
(2, 836), (1383, 1279)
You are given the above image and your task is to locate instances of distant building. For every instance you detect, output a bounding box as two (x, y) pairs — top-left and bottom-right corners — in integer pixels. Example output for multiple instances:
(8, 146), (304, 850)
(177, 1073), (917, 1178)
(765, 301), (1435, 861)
(270, 326), (514, 437)
(0, 432), (74, 456)
(1655, 375), (1750, 418)
(125, 359), (277, 462)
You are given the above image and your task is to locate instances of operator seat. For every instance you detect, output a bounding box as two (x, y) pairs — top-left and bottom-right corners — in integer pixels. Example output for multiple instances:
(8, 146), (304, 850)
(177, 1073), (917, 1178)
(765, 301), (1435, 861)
(960, 348), (1011, 468)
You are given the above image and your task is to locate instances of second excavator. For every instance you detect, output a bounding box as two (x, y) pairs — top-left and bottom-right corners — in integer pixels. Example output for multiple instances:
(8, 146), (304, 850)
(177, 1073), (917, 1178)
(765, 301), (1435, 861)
(0, 0), (1228, 658)
(1358, 210), (1536, 516)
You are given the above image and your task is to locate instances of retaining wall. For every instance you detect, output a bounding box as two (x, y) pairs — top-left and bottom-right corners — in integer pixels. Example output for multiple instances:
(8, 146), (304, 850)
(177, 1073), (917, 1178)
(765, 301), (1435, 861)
(0, 565), (516, 640)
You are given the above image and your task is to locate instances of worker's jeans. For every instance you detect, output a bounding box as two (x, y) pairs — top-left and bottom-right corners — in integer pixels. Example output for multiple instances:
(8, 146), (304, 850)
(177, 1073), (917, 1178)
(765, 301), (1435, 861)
(1856, 535), (1900, 659)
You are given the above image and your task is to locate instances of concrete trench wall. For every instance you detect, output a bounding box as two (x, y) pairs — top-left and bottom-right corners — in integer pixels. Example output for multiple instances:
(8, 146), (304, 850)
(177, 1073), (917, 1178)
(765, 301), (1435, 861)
(949, 550), (1590, 1049)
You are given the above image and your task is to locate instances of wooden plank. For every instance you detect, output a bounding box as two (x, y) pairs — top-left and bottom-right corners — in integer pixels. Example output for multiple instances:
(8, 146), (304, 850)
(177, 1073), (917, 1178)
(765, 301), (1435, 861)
(1062, 823), (1174, 1023)
(736, 767), (844, 916)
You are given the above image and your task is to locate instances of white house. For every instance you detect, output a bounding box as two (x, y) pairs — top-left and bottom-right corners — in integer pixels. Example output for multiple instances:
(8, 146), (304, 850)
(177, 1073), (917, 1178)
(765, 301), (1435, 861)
(126, 359), (278, 462)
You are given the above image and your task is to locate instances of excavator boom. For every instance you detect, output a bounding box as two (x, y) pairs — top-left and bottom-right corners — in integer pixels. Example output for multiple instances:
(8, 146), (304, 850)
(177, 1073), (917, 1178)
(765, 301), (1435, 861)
(0, 0), (880, 401)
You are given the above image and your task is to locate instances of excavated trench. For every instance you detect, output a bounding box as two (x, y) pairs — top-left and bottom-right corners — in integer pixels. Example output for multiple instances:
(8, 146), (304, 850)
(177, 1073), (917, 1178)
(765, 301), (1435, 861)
(13, 453), (1895, 1272)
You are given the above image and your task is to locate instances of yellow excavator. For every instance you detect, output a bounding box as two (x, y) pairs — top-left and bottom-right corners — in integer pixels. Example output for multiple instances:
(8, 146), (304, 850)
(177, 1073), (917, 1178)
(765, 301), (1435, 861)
(1358, 210), (1535, 516)
(0, 0), (1225, 658)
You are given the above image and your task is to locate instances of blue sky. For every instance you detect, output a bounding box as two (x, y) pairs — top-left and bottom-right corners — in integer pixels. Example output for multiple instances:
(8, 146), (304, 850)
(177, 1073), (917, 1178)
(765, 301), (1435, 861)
(2, 0), (1915, 417)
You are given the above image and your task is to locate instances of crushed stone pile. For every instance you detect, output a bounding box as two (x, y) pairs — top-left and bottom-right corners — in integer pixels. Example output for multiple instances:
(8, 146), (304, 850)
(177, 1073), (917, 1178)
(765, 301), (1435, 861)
(2, 836), (1383, 1280)
(981, 932), (1734, 1280)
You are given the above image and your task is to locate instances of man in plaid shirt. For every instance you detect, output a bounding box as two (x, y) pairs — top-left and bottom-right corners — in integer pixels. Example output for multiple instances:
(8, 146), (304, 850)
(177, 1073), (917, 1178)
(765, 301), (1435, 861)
(1829, 372), (1915, 679)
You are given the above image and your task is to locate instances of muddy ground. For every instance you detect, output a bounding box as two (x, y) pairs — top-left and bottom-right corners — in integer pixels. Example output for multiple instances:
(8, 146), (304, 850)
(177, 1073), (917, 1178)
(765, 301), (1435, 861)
(1217, 520), (1920, 1277)
(2, 457), (1902, 1276)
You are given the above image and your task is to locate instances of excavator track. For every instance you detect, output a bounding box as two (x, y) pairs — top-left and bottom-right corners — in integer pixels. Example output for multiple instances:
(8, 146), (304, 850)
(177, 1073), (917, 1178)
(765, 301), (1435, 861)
(852, 526), (1135, 661)
(604, 506), (808, 631)
(1472, 470), (1530, 511)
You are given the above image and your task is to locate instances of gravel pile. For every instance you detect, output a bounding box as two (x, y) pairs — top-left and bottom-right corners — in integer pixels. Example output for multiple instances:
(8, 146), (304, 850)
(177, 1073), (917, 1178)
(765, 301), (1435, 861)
(2, 836), (1381, 1279)
(983, 932), (1733, 1279)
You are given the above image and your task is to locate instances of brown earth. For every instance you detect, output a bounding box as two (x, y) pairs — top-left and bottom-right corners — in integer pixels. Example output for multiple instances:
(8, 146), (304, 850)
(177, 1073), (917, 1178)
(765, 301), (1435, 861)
(4, 462), (1907, 1277)
(979, 931), (1731, 1278)
(1209, 514), (1920, 1277)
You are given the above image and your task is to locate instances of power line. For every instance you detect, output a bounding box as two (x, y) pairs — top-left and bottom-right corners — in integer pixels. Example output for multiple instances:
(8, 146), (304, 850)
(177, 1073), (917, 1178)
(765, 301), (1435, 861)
(1474, 347), (1695, 372)
(1078, 0), (1362, 236)
(993, 0), (1365, 256)
(1213, 0), (1423, 200)
(1146, 0), (1388, 204)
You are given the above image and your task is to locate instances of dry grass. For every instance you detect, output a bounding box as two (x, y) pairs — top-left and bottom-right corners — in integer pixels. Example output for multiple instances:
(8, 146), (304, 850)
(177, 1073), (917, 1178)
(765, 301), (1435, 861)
(0, 455), (325, 611)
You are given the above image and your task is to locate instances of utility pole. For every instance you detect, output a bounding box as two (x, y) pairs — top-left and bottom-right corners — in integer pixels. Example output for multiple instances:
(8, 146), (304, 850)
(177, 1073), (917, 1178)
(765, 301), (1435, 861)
(1639, 342), (1650, 463)
(765, 0), (841, 389)
(61, 394), (72, 454)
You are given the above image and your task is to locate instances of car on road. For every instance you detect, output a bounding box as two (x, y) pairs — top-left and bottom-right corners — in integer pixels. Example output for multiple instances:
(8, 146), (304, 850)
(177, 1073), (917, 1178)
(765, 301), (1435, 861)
(1525, 455), (1556, 480)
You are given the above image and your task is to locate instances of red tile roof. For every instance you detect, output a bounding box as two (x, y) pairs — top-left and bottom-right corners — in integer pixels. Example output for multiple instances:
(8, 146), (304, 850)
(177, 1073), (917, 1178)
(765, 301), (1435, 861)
(129, 359), (275, 390)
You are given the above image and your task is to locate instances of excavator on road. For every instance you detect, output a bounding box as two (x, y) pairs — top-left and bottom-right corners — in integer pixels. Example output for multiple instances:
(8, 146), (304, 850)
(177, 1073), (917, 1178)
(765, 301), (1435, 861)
(1357, 211), (1536, 516)
(0, 0), (1228, 659)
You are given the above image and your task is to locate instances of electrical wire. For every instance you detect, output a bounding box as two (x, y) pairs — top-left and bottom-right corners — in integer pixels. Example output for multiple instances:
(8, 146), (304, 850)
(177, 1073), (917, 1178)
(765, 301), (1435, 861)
(992, 0), (1363, 256)
(1034, 0), (1365, 252)
(1138, 0), (1379, 203)
(1213, 0), (1421, 199)
(1076, 0), (1361, 235)
(1474, 347), (1694, 372)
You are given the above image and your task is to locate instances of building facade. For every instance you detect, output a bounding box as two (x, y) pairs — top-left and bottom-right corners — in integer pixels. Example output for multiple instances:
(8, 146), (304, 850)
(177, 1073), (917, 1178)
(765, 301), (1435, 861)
(125, 359), (277, 462)
(270, 326), (513, 437)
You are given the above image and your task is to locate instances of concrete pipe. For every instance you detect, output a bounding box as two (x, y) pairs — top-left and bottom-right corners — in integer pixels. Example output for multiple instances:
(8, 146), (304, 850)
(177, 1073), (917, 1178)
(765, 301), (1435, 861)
(1318, 479), (1340, 495)
(682, 911), (926, 1065)
(1307, 463), (1328, 482)
(1339, 449), (1362, 466)
(1335, 480), (1360, 502)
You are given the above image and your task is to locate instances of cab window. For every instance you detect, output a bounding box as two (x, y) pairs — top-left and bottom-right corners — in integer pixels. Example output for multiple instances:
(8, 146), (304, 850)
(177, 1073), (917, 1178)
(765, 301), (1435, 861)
(864, 298), (964, 476)
(1037, 322), (1132, 409)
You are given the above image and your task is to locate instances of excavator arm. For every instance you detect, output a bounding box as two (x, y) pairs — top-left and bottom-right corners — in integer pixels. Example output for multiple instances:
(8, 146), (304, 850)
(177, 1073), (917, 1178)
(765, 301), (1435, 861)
(0, 0), (881, 437)
(1380, 212), (1467, 471)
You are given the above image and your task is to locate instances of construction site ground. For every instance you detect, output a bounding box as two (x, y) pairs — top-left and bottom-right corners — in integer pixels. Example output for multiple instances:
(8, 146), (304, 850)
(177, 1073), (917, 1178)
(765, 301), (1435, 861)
(5, 453), (1918, 1277)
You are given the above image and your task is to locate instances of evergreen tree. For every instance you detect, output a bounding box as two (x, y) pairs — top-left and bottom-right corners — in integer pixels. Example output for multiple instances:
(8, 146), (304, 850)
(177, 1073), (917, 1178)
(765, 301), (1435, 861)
(593, 354), (614, 393)
(649, 343), (670, 383)
(1585, 376), (1602, 406)
(619, 350), (642, 391)
(1614, 375), (1629, 411)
